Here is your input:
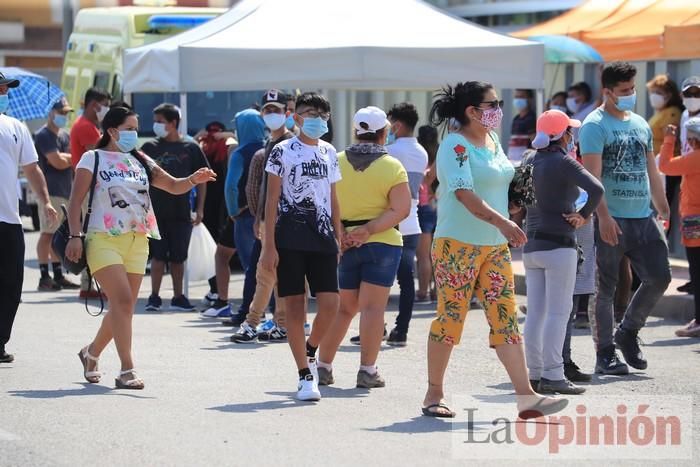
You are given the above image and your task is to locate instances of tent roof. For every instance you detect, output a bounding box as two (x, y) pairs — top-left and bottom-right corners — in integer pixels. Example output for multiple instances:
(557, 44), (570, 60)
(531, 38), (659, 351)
(511, 0), (625, 38)
(124, 0), (544, 93)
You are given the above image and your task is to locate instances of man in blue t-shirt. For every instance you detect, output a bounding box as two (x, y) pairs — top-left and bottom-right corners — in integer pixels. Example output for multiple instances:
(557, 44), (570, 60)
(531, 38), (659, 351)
(580, 62), (671, 376)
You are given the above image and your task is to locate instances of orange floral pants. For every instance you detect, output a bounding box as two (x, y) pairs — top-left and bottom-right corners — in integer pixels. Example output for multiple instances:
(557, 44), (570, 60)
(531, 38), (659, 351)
(429, 237), (522, 347)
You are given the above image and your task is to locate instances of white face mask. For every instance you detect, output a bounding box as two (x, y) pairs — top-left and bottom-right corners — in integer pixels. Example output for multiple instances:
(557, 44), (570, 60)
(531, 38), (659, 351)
(649, 92), (666, 110)
(684, 97), (700, 113)
(153, 122), (168, 138)
(566, 97), (580, 114)
(96, 104), (109, 122)
(262, 113), (286, 131)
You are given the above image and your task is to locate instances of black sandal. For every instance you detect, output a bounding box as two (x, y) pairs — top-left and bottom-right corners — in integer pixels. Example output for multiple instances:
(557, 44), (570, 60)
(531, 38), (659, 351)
(422, 402), (456, 418)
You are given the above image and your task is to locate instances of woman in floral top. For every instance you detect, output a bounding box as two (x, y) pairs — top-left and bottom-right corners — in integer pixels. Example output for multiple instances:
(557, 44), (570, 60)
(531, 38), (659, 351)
(66, 107), (215, 389)
(422, 82), (567, 419)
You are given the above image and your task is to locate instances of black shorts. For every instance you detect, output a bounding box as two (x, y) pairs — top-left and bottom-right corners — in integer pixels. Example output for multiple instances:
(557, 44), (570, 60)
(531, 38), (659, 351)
(217, 217), (236, 249)
(277, 249), (339, 298)
(149, 220), (193, 263)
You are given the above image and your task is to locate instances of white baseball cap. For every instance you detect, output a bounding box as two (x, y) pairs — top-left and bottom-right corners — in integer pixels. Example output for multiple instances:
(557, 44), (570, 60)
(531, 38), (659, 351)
(353, 106), (389, 135)
(686, 116), (700, 139)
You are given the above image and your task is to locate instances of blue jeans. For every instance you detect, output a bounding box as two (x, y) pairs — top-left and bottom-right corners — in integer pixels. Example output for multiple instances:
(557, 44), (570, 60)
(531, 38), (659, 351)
(395, 234), (419, 333)
(339, 242), (402, 289)
(593, 216), (671, 351)
(234, 211), (256, 316)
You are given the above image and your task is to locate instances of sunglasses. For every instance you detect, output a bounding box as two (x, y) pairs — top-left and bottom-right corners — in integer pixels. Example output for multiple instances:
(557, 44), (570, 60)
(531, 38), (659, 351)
(478, 100), (504, 110)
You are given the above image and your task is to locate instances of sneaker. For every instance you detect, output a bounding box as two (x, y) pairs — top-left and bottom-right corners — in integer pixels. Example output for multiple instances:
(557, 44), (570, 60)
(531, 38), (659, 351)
(38, 277), (61, 291)
(613, 327), (647, 370)
(573, 314), (590, 329)
(55, 277), (80, 290)
(202, 291), (218, 306)
(307, 357), (319, 383)
(230, 322), (257, 343)
(258, 324), (287, 342)
(386, 328), (407, 347)
(564, 361), (592, 382)
(415, 294), (431, 305)
(317, 366), (334, 386)
(257, 319), (276, 333)
(222, 313), (247, 327)
(356, 369), (386, 388)
(296, 374), (321, 401)
(677, 281), (693, 294)
(200, 300), (232, 318)
(595, 345), (629, 375)
(171, 295), (196, 312)
(675, 319), (700, 337)
(0, 350), (14, 363)
(304, 322), (311, 336)
(145, 295), (162, 312)
(350, 324), (387, 345)
(538, 378), (586, 395)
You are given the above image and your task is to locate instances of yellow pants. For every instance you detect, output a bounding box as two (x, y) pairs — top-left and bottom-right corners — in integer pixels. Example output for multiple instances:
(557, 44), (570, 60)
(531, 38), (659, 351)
(429, 237), (522, 347)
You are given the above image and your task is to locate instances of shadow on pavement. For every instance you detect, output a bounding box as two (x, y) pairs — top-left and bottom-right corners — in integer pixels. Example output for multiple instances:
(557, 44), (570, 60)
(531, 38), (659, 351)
(587, 373), (653, 385)
(8, 383), (156, 399)
(366, 416), (485, 433)
(645, 337), (700, 347)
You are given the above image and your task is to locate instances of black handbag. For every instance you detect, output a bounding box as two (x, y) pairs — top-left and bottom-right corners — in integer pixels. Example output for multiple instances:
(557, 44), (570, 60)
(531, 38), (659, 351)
(52, 151), (99, 275)
(508, 151), (536, 208)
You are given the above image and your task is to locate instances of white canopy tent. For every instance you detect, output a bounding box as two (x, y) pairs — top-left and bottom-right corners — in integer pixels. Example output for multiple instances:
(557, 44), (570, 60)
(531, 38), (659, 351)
(124, 0), (544, 93)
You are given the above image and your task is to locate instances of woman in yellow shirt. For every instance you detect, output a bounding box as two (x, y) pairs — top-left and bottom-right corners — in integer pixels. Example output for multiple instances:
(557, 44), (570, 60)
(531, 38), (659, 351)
(318, 107), (411, 389)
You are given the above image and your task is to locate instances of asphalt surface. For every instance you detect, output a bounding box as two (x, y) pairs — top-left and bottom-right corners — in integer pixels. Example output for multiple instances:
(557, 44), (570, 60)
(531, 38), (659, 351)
(1, 231), (699, 466)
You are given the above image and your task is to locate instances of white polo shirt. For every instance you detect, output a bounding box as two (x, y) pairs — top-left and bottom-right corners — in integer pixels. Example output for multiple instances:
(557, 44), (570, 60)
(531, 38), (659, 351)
(0, 114), (39, 224)
(386, 137), (428, 236)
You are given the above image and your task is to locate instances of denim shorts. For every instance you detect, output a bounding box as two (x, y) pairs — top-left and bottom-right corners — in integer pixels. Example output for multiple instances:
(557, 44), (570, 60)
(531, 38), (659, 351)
(418, 204), (437, 234)
(339, 242), (402, 289)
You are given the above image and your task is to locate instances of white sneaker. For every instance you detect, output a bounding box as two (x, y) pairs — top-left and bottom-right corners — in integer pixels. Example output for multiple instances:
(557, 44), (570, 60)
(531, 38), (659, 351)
(296, 374), (321, 401)
(307, 356), (319, 383)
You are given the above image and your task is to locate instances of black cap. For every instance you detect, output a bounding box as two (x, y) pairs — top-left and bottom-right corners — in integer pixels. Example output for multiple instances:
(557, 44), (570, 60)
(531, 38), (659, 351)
(0, 72), (19, 88)
(261, 89), (287, 110)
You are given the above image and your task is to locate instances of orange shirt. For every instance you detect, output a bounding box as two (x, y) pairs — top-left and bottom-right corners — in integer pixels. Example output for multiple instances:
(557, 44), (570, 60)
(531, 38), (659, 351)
(658, 134), (700, 247)
(69, 116), (100, 167)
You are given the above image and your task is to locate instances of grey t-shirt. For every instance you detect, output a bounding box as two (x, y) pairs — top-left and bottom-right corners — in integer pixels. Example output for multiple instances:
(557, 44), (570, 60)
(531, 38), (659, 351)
(34, 126), (73, 199)
(524, 147), (604, 253)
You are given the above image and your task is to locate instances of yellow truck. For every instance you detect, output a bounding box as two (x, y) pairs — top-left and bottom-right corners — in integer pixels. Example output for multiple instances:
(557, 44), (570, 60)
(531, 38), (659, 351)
(61, 5), (225, 121)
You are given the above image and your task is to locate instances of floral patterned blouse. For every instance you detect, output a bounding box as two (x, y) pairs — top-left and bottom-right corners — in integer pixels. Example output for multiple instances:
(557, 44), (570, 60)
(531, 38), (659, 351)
(76, 150), (160, 239)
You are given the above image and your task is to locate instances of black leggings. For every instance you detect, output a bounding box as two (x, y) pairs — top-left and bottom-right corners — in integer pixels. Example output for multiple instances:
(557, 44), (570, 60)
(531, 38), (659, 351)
(0, 222), (25, 350)
(686, 247), (700, 322)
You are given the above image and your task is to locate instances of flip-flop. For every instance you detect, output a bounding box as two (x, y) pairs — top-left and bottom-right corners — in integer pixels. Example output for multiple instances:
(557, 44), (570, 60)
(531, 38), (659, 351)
(422, 403), (456, 418)
(518, 397), (569, 420)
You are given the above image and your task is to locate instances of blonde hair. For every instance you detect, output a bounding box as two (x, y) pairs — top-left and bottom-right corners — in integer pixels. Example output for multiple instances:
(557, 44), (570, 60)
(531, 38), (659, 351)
(646, 74), (683, 108)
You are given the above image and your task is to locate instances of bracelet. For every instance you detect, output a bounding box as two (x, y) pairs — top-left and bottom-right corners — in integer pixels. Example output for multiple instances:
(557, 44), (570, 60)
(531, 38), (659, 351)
(69, 234), (85, 239)
(187, 175), (195, 186)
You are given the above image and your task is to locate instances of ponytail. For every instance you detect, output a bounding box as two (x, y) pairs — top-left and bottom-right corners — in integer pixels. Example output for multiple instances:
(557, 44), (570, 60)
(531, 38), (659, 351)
(429, 81), (494, 130)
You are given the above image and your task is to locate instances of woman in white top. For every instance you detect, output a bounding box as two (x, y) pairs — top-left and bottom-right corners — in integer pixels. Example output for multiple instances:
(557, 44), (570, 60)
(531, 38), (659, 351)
(66, 107), (215, 389)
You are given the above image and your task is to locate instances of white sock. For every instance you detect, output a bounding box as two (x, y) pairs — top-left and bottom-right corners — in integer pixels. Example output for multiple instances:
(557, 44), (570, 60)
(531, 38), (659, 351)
(360, 364), (377, 375)
(317, 360), (332, 371)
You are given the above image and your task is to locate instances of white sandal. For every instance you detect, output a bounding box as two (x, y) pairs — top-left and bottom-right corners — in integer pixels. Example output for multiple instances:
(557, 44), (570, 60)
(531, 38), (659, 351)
(77, 346), (101, 383)
(115, 369), (145, 390)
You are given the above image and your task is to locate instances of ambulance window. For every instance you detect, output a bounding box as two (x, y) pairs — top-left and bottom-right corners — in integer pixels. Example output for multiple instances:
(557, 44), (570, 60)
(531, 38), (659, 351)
(93, 72), (110, 92)
(112, 75), (123, 101)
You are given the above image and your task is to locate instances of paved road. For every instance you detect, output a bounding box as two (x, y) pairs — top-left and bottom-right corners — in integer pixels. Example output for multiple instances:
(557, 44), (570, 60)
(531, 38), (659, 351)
(2, 232), (699, 466)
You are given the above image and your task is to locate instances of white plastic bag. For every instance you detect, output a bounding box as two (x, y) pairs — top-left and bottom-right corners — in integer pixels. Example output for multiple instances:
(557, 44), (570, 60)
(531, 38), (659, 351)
(187, 224), (217, 282)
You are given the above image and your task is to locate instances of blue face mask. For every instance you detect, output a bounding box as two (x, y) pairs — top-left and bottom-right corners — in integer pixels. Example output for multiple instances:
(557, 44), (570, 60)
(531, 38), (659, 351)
(386, 131), (396, 145)
(116, 130), (138, 152)
(285, 115), (295, 130)
(513, 98), (528, 112)
(614, 92), (636, 112)
(53, 114), (68, 128)
(300, 117), (328, 140)
(0, 94), (9, 114)
(566, 135), (576, 154)
(153, 122), (168, 138)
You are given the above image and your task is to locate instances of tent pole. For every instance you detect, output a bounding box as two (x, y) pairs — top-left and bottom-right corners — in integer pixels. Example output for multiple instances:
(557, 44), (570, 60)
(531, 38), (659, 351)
(180, 92), (190, 298)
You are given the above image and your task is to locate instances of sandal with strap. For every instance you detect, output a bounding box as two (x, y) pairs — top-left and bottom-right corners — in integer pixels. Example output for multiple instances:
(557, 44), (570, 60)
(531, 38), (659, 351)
(77, 346), (101, 383)
(115, 369), (145, 390)
(422, 402), (456, 418)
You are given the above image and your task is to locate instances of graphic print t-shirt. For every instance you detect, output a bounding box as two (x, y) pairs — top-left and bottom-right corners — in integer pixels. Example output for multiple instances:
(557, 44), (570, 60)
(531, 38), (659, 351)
(579, 108), (653, 219)
(77, 150), (160, 239)
(265, 136), (341, 253)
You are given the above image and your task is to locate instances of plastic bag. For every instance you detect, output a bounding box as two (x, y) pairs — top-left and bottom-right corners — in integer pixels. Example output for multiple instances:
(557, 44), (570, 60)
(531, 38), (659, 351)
(187, 224), (217, 282)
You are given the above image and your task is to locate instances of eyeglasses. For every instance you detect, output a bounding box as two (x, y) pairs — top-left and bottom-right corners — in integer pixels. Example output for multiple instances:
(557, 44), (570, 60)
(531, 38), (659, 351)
(478, 100), (504, 110)
(297, 109), (331, 121)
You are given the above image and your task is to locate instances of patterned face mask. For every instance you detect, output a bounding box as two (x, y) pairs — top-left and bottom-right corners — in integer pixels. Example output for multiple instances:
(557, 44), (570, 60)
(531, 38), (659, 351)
(478, 106), (503, 130)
